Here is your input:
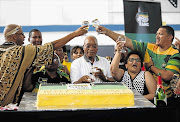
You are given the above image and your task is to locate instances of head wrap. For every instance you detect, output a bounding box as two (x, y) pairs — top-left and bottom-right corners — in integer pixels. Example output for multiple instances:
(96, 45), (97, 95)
(5, 25), (21, 38)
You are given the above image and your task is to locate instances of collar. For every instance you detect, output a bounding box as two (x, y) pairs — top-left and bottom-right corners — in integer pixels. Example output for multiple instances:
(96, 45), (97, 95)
(0, 41), (17, 52)
(157, 45), (174, 55)
(83, 54), (100, 62)
(3, 41), (16, 46)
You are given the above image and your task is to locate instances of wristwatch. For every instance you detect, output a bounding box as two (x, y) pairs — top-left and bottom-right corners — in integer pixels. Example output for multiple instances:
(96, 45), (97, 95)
(148, 65), (153, 72)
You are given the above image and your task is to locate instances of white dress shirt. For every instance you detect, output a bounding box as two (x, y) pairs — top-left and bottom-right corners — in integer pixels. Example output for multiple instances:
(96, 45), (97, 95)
(70, 55), (112, 83)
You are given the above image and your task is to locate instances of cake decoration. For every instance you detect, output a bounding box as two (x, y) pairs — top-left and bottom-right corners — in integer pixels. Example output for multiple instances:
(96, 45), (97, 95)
(37, 82), (134, 109)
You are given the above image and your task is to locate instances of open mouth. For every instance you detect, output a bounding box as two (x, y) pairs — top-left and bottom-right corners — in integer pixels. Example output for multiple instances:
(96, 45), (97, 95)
(132, 64), (137, 67)
(156, 38), (160, 42)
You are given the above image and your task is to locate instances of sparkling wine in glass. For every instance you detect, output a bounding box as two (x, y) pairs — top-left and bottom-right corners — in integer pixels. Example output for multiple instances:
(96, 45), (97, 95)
(92, 19), (100, 34)
(92, 19), (100, 28)
(81, 21), (89, 36)
(82, 21), (89, 30)
(117, 36), (127, 53)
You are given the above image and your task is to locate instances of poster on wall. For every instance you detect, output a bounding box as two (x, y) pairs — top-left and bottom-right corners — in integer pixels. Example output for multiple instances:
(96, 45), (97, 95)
(123, 0), (162, 43)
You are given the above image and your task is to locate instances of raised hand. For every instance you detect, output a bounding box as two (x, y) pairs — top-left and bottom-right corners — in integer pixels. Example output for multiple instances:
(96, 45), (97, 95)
(74, 25), (88, 37)
(95, 26), (109, 35)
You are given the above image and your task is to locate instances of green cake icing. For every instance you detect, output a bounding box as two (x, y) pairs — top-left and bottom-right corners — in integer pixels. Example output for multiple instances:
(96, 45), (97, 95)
(40, 83), (127, 90)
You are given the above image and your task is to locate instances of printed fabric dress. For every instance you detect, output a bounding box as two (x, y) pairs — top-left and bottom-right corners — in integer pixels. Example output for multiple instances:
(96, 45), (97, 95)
(121, 71), (149, 95)
(0, 42), (54, 106)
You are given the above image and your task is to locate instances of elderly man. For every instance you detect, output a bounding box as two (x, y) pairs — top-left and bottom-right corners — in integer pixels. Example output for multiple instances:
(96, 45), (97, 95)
(70, 35), (115, 84)
(96, 26), (180, 106)
(0, 24), (87, 106)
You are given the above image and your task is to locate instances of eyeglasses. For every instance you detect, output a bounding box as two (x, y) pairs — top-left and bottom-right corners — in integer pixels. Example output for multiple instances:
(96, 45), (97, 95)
(15, 33), (24, 36)
(128, 58), (141, 62)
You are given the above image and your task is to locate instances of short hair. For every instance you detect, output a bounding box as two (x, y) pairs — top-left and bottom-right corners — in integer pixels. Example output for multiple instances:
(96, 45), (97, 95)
(29, 29), (41, 38)
(160, 26), (174, 41)
(84, 35), (98, 45)
(62, 46), (66, 52)
(71, 46), (84, 56)
(124, 50), (143, 68)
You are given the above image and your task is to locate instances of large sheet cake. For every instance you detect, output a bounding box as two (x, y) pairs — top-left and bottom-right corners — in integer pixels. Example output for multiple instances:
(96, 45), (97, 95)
(37, 83), (134, 109)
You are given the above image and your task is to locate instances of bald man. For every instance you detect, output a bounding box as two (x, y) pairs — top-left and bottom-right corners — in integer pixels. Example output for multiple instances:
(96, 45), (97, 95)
(0, 24), (87, 106)
(70, 35), (115, 84)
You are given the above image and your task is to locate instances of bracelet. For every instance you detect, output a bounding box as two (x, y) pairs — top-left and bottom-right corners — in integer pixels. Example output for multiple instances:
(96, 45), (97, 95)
(148, 65), (153, 72)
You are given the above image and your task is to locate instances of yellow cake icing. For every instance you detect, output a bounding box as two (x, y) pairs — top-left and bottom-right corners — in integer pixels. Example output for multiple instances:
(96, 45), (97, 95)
(37, 83), (134, 109)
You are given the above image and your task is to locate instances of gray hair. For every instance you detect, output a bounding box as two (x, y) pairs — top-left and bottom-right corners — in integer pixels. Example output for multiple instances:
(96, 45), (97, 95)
(84, 35), (98, 45)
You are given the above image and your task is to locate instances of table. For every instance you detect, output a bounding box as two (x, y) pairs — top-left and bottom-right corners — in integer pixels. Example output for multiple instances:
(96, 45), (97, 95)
(1, 91), (178, 121)
(18, 90), (155, 111)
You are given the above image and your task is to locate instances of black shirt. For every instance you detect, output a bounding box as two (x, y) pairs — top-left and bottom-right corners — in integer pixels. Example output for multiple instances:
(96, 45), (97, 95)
(32, 72), (70, 85)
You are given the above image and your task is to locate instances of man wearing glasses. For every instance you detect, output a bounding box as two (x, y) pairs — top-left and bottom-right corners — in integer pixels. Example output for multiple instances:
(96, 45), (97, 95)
(0, 24), (87, 106)
(31, 53), (71, 88)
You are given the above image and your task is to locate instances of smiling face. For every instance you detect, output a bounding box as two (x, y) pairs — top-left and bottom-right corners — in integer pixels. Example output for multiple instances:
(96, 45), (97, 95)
(156, 28), (173, 48)
(28, 31), (42, 45)
(83, 36), (98, 61)
(72, 48), (84, 60)
(125, 54), (142, 74)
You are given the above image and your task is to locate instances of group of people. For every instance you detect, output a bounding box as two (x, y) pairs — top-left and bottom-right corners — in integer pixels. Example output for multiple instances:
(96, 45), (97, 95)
(0, 24), (180, 107)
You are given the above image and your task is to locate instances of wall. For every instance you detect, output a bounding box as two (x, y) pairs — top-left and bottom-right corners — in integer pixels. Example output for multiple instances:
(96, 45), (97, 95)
(0, 0), (180, 57)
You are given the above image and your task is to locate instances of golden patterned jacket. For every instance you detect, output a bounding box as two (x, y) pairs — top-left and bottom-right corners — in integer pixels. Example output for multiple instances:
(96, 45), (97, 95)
(0, 42), (54, 106)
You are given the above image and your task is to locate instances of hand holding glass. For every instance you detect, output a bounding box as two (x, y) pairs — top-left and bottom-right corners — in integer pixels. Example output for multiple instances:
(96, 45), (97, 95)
(91, 67), (101, 82)
(116, 36), (127, 53)
(92, 19), (100, 28)
(81, 21), (89, 36)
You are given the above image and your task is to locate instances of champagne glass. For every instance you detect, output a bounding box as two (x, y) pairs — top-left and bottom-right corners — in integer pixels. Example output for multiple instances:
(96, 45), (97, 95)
(92, 19), (100, 34)
(81, 21), (89, 36)
(117, 35), (127, 53)
(91, 67), (101, 83)
(92, 19), (100, 28)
